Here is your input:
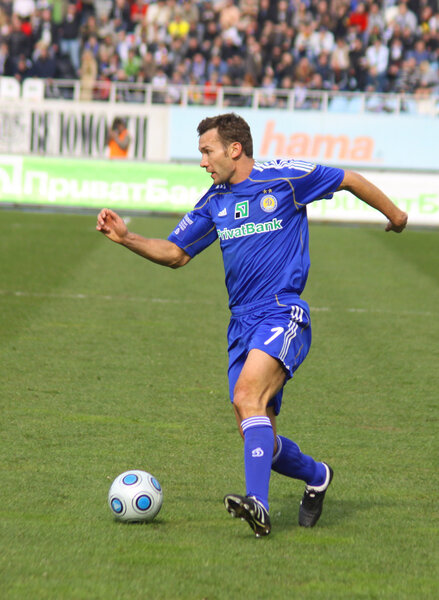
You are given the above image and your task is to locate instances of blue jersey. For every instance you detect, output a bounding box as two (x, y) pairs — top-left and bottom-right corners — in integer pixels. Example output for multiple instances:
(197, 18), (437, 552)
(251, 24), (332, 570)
(168, 159), (344, 309)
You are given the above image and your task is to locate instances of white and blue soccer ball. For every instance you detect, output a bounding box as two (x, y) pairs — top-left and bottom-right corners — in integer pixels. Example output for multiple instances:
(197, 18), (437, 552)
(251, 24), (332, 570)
(108, 470), (163, 522)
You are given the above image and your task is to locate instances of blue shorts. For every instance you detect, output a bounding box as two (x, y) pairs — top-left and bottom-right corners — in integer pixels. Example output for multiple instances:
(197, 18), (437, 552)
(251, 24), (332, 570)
(227, 295), (311, 416)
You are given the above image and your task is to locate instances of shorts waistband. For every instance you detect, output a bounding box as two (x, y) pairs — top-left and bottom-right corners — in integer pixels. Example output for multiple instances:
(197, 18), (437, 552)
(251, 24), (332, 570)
(230, 293), (306, 316)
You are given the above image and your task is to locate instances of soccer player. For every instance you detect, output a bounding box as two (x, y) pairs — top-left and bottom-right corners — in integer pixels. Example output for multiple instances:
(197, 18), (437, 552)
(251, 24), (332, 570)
(96, 113), (407, 537)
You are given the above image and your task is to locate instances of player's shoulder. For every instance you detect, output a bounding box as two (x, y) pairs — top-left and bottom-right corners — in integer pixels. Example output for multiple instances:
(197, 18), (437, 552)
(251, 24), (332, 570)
(252, 159), (317, 179)
(193, 182), (232, 211)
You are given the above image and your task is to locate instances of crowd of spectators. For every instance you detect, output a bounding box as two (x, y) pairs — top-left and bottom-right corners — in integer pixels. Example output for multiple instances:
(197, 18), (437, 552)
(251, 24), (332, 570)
(0, 0), (438, 106)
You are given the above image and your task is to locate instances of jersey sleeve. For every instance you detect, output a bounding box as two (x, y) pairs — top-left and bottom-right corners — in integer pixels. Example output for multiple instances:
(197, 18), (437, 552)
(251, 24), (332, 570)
(295, 164), (345, 206)
(167, 193), (218, 258)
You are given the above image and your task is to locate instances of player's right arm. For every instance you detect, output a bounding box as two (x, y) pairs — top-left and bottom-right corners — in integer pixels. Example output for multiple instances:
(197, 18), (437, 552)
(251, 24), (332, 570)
(96, 208), (191, 269)
(337, 171), (408, 233)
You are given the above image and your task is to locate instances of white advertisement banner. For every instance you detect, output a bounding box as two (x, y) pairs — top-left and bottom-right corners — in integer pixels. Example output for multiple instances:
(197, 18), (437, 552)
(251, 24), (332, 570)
(0, 100), (169, 161)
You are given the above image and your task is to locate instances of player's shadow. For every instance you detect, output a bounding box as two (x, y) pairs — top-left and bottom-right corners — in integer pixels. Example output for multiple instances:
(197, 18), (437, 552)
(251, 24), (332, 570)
(272, 496), (374, 531)
(114, 518), (166, 528)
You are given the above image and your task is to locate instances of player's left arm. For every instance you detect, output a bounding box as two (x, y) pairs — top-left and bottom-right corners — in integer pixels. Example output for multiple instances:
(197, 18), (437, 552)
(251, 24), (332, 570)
(337, 170), (408, 233)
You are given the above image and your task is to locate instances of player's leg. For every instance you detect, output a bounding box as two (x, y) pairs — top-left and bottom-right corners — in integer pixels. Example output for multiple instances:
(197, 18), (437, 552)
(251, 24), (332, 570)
(233, 348), (286, 505)
(230, 391), (333, 531)
(271, 423), (333, 527)
(271, 428), (328, 487)
(225, 302), (332, 534)
(233, 403), (278, 445)
(250, 304), (333, 527)
(266, 412), (333, 528)
(225, 348), (285, 536)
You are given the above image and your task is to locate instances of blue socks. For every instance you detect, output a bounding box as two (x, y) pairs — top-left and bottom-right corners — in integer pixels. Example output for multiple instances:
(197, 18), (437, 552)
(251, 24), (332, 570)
(242, 416), (274, 511)
(241, 422), (326, 512)
(272, 434), (327, 487)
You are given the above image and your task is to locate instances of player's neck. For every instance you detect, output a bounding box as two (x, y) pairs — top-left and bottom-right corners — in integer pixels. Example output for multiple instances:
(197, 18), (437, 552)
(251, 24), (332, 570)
(229, 157), (255, 185)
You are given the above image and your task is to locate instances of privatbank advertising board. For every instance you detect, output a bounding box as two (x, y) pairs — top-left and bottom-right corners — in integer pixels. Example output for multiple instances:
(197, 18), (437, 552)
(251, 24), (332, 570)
(0, 155), (438, 226)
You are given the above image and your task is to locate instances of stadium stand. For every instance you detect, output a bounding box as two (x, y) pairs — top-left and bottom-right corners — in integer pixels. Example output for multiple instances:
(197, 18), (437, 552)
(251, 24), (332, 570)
(0, 0), (438, 113)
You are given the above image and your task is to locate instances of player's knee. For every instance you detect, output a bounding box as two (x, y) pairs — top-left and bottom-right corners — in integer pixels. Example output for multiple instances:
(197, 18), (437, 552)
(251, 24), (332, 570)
(233, 382), (265, 420)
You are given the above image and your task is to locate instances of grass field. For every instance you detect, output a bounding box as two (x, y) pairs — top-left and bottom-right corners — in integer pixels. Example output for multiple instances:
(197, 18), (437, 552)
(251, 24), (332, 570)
(0, 210), (438, 599)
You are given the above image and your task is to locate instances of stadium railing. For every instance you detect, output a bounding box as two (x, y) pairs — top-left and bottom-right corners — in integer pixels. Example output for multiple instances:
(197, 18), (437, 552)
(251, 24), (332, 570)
(1, 76), (438, 116)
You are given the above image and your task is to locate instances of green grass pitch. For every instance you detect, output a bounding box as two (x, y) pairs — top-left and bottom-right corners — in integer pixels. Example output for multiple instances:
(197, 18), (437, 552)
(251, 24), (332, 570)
(0, 210), (438, 599)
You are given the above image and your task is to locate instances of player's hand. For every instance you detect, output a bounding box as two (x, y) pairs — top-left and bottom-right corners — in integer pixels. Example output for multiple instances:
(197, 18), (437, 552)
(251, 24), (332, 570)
(96, 208), (128, 244)
(385, 210), (408, 233)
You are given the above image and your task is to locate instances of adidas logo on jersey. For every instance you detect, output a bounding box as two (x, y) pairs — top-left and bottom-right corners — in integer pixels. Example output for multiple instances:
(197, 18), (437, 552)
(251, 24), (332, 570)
(218, 208), (227, 217)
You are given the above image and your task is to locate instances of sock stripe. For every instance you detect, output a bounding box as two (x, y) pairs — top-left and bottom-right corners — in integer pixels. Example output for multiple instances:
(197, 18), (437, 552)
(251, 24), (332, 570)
(241, 416), (272, 433)
(306, 463), (331, 491)
(271, 435), (283, 464)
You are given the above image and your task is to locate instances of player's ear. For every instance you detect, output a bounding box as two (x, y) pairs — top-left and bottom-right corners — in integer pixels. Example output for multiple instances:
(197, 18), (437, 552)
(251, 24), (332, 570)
(230, 142), (242, 159)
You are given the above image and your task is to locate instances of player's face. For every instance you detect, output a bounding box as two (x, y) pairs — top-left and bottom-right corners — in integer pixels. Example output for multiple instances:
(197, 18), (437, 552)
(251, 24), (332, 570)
(198, 128), (235, 185)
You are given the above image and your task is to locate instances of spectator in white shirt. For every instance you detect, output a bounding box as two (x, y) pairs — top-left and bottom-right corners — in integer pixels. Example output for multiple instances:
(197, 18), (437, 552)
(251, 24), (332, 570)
(365, 37), (390, 91)
(309, 26), (335, 58)
(366, 37), (389, 74)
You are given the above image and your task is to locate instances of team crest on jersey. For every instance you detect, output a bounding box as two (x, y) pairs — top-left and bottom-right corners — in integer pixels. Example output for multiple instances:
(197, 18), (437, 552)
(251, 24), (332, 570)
(260, 192), (278, 213)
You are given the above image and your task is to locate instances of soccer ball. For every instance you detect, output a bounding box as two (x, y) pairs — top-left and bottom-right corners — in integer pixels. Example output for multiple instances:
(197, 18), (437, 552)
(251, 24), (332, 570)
(108, 470), (163, 522)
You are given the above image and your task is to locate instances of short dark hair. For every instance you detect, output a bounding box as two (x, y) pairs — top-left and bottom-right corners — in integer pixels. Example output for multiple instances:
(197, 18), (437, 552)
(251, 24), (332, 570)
(112, 117), (125, 129)
(197, 113), (253, 158)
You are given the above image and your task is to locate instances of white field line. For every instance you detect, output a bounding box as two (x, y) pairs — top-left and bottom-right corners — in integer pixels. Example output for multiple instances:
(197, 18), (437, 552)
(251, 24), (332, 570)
(0, 289), (435, 317)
